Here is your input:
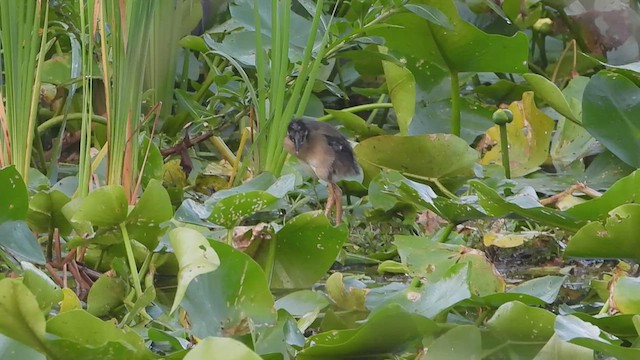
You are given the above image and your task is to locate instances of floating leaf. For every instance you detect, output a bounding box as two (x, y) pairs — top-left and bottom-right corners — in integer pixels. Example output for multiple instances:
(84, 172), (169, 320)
(298, 304), (437, 359)
(181, 241), (275, 337)
(423, 325), (482, 360)
(62, 185), (128, 228)
(566, 204), (640, 262)
(583, 71), (640, 168)
(0, 279), (46, 352)
(169, 227), (220, 314)
(0, 221), (45, 264)
(0, 166), (28, 223)
(127, 179), (172, 249)
(269, 212), (348, 289)
(523, 73), (580, 124)
(355, 134), (478, 189)
(184, 337), (261, 360)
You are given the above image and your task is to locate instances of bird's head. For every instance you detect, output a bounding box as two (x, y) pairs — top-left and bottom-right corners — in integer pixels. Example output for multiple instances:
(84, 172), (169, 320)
(287, 119), (309, 154)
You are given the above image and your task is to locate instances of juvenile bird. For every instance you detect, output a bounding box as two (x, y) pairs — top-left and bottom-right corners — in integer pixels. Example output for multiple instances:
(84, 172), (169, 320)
(284, 118), (360, 225)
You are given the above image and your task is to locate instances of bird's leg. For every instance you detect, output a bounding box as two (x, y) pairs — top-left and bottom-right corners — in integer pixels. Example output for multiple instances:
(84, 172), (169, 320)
(334, 185), (343, 225)
(325, 183), (335, 217)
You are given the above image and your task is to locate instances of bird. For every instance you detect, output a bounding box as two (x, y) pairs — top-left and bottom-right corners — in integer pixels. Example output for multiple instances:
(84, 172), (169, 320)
(284, 117), (360, 225)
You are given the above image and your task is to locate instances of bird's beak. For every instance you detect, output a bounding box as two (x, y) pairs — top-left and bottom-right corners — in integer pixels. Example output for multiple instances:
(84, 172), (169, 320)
(293, 135), (303, 154)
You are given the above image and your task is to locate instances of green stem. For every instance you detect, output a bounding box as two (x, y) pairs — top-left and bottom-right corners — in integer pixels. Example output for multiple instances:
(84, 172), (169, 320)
(226, 228), (233, 246)
(0, 248), (19, 273)
(499, 123), (511, 179)
(317, 103), (394, 122)
(38, 113), (107, 134)
(366, 94), (388, 124)
(450, 71), (461, 137)
(264, 235), (277, 287)
(119, 223), (143, 298)
(436, 223), (455, 243)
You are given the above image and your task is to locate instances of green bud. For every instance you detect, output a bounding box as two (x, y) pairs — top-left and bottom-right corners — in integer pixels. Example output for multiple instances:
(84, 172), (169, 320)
(493, 109), (513, 125)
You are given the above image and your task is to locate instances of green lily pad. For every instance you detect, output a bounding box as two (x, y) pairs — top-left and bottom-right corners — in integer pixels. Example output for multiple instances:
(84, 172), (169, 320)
(208, 190), (279, 228)
(46, 309), (154, 359)
(486, 301), (556, 358)
(566, 170), (640, 221)
(481, 92), (555, 177)
(366, 263), (472, 318)
(27, 190), (72, 236)
(423, 325), (482, 360)
(62, 185), (128, 228)
(0, 166), (28, 223)
(270, 212), (348, 289)
(86, 275), (128, 317)
(126, 179), (172, 249)
(395, 235), (505, 296)
(471, 180), (584, 232)
(549, 76), (598, 170)
(533, 335), (594, 360)
(0, 221), (46, 264)
(565, 204), (640, 261)
(0, 334), (43, 360)
(0, 279), (46, 353)
(275, 290), (331, 317)
(184, 337), (261, 360)
(583, 71), (640, 168)
(523, 73), (580, 124)
(611, 276), (640, 314)
(297, 304), (438, 359)
(22, 262), (62, 314)
(372, 0), (528, 73)
(369, 170), (487, 223)
(181, 241), (276, 338)
(555, 315), (640, 360)
(169, 227), (220, 314)
(382, 55), (415, 135)
(355, 134), (478, 189)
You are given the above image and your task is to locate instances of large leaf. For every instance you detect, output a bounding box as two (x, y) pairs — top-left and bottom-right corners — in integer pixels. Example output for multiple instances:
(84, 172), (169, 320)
(481, 92), (555, 177)
(184, 337), (261, 360)
(423, 325), (482, 360)
(486, 301), (556, 358)
(0, 166), (28, 223)
(471, 180), (585, 232)
(46, 309), (155, 359)
(181, 241), (276, 338)
(566, 204), (640, 262)
(86, 275), (128, 317)
(366, 263), (473, 318)
(555, 315), (640, 360)
(270, 212), (348, 289)
(371, 0), (528, 73)
(22, 262), (62, 314)
(355, 134), (478, 189)
(169, 227), (220, 314)
(368, 170), (487, 223)
(0, 279), (46, 352)
(523, 73), (580, 124)
(297, 304), (438, 359)
(207, 190), (279, 228)
(549, 76), (600, 170)
(126, 179), (172, 249)
(0, 221), (45, 264)
(27, 190), (72, 236)
(62, 185), (128, 228)
(395, 235), (504, 296)
(583, 71), (640, 167)
(382, 55), (415, 135)
(0, 334), (43, 360)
